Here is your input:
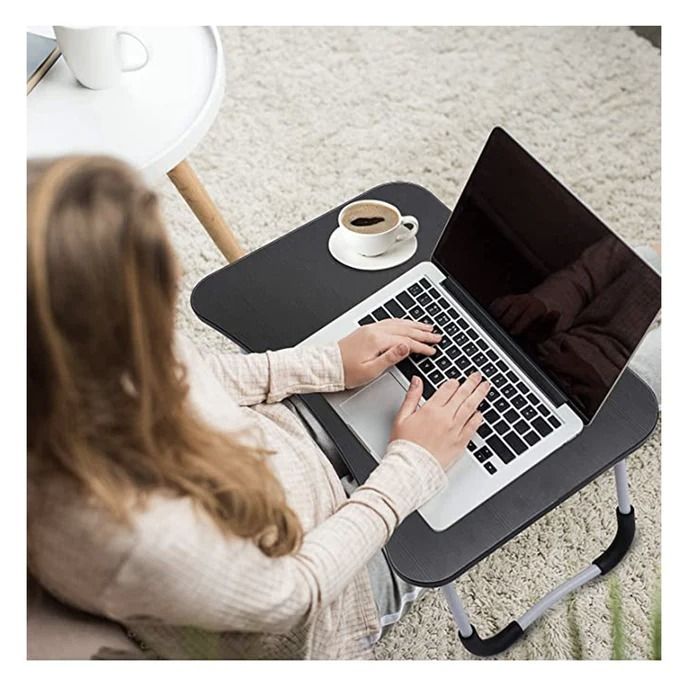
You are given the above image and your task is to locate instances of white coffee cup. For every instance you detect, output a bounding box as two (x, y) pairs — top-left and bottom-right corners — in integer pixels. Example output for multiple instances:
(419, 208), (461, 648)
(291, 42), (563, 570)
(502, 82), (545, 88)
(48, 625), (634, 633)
(338, 200), (419, 257)
(53, 26), (150, 90)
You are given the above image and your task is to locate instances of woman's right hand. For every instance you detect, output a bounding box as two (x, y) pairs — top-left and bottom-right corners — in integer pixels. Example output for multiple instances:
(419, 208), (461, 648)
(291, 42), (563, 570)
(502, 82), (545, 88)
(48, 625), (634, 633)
(390, 372), (490, 471)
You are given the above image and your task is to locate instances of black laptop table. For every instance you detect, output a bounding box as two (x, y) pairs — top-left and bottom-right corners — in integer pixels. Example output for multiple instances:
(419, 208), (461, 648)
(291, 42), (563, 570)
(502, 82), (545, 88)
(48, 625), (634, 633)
(191, 182), (659, 657)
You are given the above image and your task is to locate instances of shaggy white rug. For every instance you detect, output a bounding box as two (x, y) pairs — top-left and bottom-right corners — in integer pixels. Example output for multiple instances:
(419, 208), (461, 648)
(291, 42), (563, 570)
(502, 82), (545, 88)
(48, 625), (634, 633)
(156, 26), (661, 660)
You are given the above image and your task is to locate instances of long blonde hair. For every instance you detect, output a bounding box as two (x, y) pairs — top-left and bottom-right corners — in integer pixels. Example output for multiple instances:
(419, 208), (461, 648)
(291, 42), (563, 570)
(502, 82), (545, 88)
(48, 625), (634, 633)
(27, 156), (302, 557)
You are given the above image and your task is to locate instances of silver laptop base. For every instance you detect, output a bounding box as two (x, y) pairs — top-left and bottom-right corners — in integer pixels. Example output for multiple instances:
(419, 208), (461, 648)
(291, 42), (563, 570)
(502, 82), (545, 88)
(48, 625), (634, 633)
(441, 459), (635, 657)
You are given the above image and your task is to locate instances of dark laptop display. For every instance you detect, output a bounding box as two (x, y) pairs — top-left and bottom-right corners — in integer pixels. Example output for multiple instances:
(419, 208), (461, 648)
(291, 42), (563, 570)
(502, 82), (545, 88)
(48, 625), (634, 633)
(434, 128), (661, 422)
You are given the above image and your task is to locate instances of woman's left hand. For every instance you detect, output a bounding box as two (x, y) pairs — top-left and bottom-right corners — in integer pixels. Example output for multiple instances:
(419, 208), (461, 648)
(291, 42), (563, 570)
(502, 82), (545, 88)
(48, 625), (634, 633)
(338, 319), (441, 389)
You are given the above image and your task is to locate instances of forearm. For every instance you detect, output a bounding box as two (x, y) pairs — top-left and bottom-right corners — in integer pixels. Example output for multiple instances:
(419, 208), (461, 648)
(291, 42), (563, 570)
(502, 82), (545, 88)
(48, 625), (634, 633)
(202, 343), (345, 406)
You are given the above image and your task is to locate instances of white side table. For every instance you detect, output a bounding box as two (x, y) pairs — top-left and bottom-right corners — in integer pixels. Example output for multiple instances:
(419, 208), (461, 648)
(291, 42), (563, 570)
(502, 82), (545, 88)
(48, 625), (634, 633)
(27, 26), (244, 262)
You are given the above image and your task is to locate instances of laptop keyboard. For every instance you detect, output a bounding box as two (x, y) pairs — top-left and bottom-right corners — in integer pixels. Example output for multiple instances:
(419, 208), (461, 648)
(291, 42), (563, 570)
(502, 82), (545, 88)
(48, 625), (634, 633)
(358, 277), (562, 476)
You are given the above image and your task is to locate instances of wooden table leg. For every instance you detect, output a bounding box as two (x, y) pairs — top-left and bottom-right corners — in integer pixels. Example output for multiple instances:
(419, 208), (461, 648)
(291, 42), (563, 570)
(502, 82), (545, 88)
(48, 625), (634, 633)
(167, 159), (246, 263)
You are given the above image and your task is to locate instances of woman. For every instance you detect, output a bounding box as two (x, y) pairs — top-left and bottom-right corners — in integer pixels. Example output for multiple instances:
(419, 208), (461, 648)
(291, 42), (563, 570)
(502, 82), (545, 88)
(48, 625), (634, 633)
(27, 156), (490, 659)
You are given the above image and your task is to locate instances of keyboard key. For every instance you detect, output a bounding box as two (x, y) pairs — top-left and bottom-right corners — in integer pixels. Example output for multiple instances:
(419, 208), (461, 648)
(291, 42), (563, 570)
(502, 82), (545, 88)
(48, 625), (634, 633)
(549, 416), (562, 428)
(487, 387), (500, 402)
(427, 303), (440, 316)
(484, 409), (499, 424)
(504, 431), (528, 455)
(429, 369), (444, 385)
(494, 420), (509, 435)
(502, 384), (516, 398)
(522, 405), (537, 420)
(467, 440), (477, 452)
(512, 395), (526, 409)
(504, 409), (519, 423)
(458, 317), (469, 329)
(532, 417), (553, 437)
(514, 420), (529, 434)
(419, 358), (434, 373)
(477, 424), (493, 439)
(537, 404), (548, 416)
(420, 316), (433, 326)
(445, 322), (459, 336)
(397, 359), (434, 399)
(384, 299), (404, 318)
(494, 398), (510, 413)
(456, 355), (470, 369)
(524, 431), (540, 446)
(397, 292), (414, 309)
(358, 315), (374, 326)
(477, 339), (489, 350)
(517, 382), (529, 394)
(527, 393), (539, 405)
(438, 334), (451, 349)
(497, 361), (508, 372)
(475, 447), (493, 463)
(492, 373), (507, 387)
(446, 345), (461, 359)
(455, 332), (469, 346)
(410, 305), (424, 319)
(484, 461), (497, 475)
(467, 328), (478, 339)
(438, 297), (450, 309)
(436, 313), (449, 326)
(418, 292), (431, 306)
(474, 352), (487, 366)
(436, 356), (451, 371)
(428, 287), (440, 299)
(477, 399), (490, 413)
(419, 278), (431, 289)
(486, 435), (516, 464)
(482, 363), (497, 377)
(446, 367), (460, 379)
(448, 308), (459, 319)
(372, 306), (390, 320)
(487, 349), (498, 361)
(507, 371), (518, 383)
(409, 283), (422, 296)
(464, 342), (478, 356)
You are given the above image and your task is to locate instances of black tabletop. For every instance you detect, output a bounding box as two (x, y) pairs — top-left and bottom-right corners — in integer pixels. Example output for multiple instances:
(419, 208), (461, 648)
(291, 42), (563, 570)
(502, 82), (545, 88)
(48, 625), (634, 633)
(191, 182), (659, 587)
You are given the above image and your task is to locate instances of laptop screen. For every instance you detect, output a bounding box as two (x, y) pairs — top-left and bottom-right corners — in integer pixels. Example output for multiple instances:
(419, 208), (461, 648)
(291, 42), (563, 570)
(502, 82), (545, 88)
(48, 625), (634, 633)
(433, 128), (660, 422)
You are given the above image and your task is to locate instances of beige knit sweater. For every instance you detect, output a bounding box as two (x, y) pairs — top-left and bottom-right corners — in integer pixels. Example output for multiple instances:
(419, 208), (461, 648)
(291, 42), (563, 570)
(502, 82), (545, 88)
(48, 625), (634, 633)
(28, 335), (447, 659)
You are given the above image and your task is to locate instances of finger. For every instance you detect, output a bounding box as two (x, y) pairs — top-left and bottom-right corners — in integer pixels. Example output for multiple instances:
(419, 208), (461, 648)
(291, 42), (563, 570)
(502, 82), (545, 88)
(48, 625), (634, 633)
(368, 333), (436, 360)
(395, 375), (423, 423)
(365, 341), (410, 377)
(378, 318), (439, 339)
(405, 338), (437, 357)
(426, 378), (460, 406)
(446, 371), (483, 414)
(454, 381), (491, 427)
(457, 412), (484, 447)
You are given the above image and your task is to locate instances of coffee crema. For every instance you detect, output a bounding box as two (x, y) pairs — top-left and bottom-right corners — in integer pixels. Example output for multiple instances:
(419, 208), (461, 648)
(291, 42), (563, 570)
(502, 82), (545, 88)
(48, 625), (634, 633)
(341, 202), (399, 234)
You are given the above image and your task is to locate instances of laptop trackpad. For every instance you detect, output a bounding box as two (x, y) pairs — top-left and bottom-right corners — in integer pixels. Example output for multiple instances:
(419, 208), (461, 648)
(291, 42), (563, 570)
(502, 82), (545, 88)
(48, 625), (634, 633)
(339, 373), (406, 460)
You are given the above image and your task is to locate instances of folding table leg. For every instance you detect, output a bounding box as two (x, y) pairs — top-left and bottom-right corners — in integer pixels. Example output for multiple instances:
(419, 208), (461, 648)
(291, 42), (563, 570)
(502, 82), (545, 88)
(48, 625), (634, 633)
(441, 459), (636, 657)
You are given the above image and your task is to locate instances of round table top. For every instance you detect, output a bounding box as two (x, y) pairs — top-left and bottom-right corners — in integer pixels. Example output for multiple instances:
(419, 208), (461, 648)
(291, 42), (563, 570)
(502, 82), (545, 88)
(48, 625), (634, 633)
(27, 26), (224, 181)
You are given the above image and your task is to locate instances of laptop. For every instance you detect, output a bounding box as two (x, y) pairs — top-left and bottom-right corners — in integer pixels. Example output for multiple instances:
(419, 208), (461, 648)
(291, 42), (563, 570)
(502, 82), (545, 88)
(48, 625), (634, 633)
(303, 127), (661, 531)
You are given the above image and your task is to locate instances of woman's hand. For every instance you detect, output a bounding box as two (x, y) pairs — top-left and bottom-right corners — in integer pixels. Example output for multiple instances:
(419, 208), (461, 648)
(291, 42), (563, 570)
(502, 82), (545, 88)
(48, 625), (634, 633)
(338, 319), (441, 389)
(390, 373), (490, 471)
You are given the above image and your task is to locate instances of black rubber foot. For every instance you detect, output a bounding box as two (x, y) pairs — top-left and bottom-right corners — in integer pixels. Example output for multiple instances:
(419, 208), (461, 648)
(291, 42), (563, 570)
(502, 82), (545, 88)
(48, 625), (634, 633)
(459, 621), (524, 657)
(592, 507), (636, 575)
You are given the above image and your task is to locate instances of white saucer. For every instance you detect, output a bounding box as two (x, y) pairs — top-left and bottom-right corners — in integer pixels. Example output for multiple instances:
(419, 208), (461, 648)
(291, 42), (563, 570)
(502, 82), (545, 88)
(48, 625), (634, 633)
(328, 227), (418, 271)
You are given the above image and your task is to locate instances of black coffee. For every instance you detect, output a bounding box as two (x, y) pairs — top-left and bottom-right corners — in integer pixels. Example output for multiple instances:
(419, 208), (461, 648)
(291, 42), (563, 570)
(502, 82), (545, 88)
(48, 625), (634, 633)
(342, 202), (399, 234)
(350, 216), (387, 227)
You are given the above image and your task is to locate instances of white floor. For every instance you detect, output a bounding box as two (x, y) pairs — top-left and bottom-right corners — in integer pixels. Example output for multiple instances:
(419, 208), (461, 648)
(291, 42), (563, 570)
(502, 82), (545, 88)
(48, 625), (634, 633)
(159, 26), (661, 660)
